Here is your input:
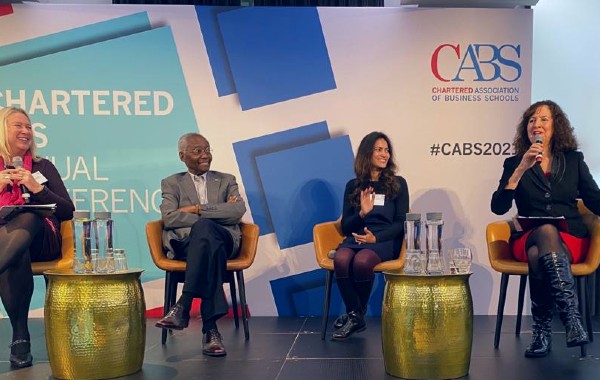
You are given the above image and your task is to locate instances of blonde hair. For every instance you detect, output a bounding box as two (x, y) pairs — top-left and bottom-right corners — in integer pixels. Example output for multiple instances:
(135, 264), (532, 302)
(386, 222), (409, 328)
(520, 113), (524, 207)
(0, 107), (39, 163)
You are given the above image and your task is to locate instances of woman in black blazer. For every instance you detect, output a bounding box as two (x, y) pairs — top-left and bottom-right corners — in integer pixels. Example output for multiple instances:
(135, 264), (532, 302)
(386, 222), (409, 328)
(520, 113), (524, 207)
(491, 100), (600, 358)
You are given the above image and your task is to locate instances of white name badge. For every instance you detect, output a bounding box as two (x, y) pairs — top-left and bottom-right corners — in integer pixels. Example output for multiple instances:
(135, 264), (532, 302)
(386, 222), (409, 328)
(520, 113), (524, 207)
(374, 193), (385, 206)
(32, 171), (48, 184)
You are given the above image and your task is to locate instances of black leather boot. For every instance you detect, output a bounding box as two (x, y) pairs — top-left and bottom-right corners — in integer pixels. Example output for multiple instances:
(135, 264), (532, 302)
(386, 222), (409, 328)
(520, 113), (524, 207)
(539, 252), (589, 348)
(333, 305), (367, 330)
(525, 275), (553, 358)
(333, 313), (349, 330)
(331, 309), (366, 340)
(333, 277), (359, 330)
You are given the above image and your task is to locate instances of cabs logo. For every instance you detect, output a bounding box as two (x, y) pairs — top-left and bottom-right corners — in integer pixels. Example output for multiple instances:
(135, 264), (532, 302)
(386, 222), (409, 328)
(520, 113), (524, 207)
(431, 44), (521, 82)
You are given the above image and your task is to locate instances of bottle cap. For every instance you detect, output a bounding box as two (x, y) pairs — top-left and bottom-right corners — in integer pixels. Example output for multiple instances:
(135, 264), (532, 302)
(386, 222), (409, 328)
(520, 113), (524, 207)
(94, 211), (112, 220)
(426, 212), (443, 221)
(406, 213), (421, 221)
(73, 210), (91, 219)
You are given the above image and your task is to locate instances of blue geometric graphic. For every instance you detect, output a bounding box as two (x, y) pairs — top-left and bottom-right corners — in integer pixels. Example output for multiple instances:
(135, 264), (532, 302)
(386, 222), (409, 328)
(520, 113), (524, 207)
(232, 122), (331, 235)
(0, 12), (151, 66)
(270, 269), (386, 317)
(256, 135), (354, 249)
(0, 26), (197, 307)
(218, 7), (337, 110)
(195, 6), (239, 97)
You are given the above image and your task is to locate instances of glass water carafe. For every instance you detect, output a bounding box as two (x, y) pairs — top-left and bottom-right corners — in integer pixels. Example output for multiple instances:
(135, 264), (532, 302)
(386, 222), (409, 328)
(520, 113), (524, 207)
(93, 211), (115, 273)
(72, 210), (92, 273)
(425, 212), (444, 274)
(403, 213), (424, 274)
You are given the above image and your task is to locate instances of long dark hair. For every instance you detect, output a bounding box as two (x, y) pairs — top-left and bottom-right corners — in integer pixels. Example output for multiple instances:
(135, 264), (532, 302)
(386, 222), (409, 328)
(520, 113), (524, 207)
(350, 131), (400, 206)
(513, 100), (578, 155)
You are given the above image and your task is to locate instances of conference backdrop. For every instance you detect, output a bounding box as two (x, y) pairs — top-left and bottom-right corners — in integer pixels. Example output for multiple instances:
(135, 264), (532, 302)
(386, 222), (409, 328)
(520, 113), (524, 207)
(0, 3), (532, 317)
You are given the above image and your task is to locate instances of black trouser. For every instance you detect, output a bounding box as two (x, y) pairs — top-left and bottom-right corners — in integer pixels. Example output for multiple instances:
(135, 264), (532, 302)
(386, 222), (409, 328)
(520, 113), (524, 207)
(175, 219), (235, 331)
(0, 213), (43, 342)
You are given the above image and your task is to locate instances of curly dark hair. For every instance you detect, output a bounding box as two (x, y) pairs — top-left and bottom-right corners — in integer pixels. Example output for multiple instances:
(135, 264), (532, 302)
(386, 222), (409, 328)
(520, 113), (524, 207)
(350, 131), (400, 206)
(513, 100), (578, 155)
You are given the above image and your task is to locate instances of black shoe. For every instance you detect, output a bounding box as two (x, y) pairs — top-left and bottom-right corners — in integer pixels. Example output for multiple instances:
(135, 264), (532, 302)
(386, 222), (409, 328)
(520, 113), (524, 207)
(9, 340), (32, 369)
(155, 303), (190, 330)
(203, 329), (226, 357)
(525, 330), (552, 358)
(333, 314), (348, 330)
(334, 306), (367, 330)
(332, 310), (366, 340)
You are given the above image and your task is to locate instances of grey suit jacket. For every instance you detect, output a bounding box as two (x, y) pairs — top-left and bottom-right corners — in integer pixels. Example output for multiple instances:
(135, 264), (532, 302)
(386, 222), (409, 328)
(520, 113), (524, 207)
(160, 170), (246, 258)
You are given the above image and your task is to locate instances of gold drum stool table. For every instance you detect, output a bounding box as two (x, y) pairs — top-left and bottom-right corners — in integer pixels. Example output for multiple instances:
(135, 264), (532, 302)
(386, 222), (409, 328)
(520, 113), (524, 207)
(382, 273), (473, 379)
(44, 269), (146, 380)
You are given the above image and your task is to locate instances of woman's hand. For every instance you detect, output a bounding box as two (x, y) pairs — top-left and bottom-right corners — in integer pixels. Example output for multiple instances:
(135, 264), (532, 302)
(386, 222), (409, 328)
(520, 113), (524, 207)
(11, 168), (44, 194)
(505, 142), (543, 190)
(352, 227), (377, 245)
(518, 142), (543, 171)
(359, 186), (375, 218)
(0, 169), (12, 192)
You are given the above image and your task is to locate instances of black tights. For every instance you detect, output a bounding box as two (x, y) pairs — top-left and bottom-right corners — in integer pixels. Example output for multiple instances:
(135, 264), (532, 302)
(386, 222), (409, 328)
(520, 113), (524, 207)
(0, 213), (43, 343)
(334, 248), (382, 312)
(525, 224), (569, 278)
(334, 248), (381, 281)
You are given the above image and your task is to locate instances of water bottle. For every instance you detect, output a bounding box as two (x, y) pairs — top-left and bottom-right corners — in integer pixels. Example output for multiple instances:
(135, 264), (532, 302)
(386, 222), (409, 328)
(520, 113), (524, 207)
(425, 212), (445, 274)
(72, 211), (92, 273)
(403, 213), (424, 274)
(93, 211), (115, 273)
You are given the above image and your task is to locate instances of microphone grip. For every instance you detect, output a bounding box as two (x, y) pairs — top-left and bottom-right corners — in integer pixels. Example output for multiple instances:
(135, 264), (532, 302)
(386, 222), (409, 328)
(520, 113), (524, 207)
(535, 152), (543, 163)
(20, 185), (31, 203)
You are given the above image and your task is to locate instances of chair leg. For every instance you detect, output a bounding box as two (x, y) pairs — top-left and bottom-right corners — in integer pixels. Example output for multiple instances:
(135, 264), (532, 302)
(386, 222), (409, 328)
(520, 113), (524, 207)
(494, 273), (510, 349)
(576, 275), (594, 358)
(229, 273), (240, 329)
(320, 270), (333, 341)
(236, 270), (250, 340)
(576, 277), (587, 357)
(161, 272), (173, 344)
(584, 276), (594, 343)
(516, 274), (528, 336)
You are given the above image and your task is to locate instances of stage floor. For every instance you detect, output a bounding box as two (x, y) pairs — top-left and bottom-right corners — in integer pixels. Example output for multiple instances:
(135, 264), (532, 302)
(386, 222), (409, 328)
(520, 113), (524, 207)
(0, 315), (599, 379)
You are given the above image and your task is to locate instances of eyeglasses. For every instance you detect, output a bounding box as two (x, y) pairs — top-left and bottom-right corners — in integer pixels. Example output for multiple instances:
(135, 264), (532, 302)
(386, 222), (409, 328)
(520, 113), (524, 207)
(186, 147), (212, 155)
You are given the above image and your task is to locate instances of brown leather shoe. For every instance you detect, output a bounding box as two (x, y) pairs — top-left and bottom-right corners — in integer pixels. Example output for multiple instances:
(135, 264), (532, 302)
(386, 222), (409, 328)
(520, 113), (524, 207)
(155, 303), (190, 330)
(202, 329), (226, 357)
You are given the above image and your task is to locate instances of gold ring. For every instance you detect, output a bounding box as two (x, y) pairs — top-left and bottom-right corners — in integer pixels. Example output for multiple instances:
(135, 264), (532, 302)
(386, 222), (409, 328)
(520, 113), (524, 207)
(4, 175), (9, 179)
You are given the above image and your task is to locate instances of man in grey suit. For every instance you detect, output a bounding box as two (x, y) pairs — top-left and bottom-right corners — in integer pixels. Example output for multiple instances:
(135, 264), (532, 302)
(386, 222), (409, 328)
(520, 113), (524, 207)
(155, 133), (246, 357)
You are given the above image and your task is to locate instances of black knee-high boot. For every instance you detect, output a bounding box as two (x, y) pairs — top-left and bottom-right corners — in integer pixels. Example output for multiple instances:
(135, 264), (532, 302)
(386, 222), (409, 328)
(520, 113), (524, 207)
(354, 279), (374, 313)
(332, 278), (365, 340)
(525, 275), (553, 357)
(335, 277), (360, 313)
(539, 252), (589, 347)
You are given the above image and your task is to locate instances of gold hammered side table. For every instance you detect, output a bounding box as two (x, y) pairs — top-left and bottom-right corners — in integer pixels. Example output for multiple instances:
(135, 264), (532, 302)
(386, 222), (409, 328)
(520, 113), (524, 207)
(43, 269), (146, 380)
(381, 273), (473, 379)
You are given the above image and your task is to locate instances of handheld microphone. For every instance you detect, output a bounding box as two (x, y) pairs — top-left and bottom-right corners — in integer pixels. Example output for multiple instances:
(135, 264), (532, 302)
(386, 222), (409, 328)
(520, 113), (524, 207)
(534, 133), (543, 163)
(11, 156), (30, 203)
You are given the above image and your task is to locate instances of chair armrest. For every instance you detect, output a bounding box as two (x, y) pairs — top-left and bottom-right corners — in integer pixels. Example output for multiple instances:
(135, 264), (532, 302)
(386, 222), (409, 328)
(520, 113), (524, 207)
(313, 220), (344, 269)
(576, 212), (600, 275)
(145, 219), (175, 270)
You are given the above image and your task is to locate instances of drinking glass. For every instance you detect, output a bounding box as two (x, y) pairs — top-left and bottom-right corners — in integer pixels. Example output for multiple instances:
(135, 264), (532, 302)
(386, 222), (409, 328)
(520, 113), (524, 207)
(450, 248), (472, 274)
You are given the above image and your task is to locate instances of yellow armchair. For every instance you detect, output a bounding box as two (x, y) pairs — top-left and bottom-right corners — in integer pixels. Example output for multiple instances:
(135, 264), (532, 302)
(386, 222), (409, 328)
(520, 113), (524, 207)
(486, 200), (600, 356)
